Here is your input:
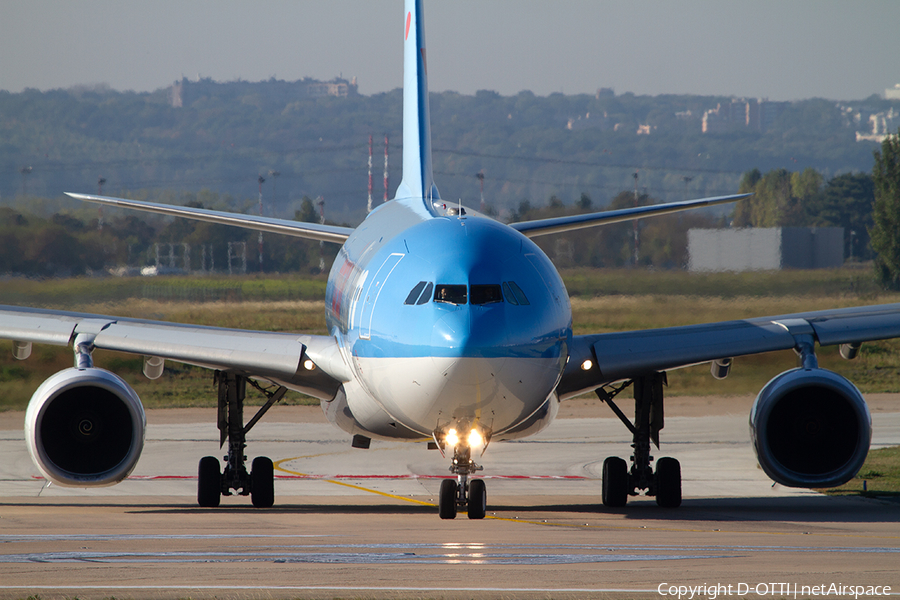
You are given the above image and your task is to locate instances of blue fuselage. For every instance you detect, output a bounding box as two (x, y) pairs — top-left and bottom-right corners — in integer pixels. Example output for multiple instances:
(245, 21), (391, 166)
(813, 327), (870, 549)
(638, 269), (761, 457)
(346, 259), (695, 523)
(322, 198), (573, 441)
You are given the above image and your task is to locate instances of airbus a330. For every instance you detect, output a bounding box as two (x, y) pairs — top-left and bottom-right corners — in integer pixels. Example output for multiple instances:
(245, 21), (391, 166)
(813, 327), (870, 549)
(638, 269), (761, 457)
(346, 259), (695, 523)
(3, 0), (898, 519)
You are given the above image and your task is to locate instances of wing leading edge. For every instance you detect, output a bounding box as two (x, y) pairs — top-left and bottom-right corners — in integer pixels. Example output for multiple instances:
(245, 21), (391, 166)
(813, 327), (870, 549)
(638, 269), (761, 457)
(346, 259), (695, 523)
(510, 193), (751, 238)
(0, 305), (349, 401)
(65, 193), (354, 244)
(558, 302), (900, 399)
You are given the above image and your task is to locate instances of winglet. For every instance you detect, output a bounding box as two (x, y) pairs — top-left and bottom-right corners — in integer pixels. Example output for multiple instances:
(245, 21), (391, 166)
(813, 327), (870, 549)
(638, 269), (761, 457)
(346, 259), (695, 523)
(394, 0), (440, 206)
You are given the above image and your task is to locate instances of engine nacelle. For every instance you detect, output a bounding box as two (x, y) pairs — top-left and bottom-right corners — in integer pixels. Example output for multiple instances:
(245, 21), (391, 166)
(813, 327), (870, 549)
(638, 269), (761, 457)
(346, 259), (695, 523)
(750, 367), (871, 489)
(25, 368), (146, 487)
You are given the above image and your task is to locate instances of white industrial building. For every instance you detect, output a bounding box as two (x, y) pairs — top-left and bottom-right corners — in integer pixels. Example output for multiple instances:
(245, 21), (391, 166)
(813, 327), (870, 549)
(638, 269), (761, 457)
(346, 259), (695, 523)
(688, 227), (844, 272)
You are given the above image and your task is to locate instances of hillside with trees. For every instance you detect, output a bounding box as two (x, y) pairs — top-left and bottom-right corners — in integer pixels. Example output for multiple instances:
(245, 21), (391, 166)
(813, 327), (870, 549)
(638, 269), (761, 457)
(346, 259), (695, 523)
(2, 80), (895, 226)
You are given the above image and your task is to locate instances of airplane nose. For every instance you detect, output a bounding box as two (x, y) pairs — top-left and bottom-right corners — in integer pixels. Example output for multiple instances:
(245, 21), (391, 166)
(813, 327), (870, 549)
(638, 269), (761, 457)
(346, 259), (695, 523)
(431, 307), (470, 351)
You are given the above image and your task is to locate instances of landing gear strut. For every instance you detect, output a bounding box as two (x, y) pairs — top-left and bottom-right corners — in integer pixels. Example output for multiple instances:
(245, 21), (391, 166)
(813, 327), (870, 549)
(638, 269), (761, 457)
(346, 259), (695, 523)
(438, 443), (487, 520)
(197, 371), (286, 508)
(597, 372), (681, 508)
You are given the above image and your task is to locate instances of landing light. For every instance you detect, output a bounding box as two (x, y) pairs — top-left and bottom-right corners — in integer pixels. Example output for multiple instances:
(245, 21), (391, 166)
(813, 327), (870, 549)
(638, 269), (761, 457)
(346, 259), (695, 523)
(303, 359), (316, 371)
(445, 428), (459, 448)
(467, 429), (483, 448)
(581, 359), (593, 371)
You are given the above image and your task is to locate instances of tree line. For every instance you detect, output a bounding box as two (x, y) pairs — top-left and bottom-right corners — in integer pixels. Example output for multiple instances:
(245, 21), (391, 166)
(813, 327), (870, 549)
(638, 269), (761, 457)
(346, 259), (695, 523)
(2, 158), (889, 278)
(2, 84), (894, 225)
(0, 193), (338, 277)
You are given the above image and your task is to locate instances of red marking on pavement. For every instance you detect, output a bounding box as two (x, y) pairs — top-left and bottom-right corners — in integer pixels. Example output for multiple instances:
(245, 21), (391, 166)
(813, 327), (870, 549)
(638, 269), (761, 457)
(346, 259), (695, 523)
(33, 474), (589, 481)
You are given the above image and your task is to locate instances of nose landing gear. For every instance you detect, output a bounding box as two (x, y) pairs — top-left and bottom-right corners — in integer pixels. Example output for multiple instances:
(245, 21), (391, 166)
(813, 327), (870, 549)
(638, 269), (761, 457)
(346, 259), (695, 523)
(435, 427), (489, 520)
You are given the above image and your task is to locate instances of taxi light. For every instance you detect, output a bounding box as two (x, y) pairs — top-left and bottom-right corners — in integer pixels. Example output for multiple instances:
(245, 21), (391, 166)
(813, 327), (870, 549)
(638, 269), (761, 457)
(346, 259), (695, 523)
(303, 359), (316, 371)
(581, 359), (593, 371)
(445, 428), (459, 447)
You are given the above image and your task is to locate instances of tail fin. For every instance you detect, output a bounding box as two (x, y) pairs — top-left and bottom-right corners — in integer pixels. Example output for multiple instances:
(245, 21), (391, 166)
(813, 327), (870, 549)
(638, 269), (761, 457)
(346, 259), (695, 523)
(394, 0), (440, 206)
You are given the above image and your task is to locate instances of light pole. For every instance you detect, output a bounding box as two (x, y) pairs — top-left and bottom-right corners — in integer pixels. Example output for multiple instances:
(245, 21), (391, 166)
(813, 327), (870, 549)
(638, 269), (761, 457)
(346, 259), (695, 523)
(269, 170), (280, 217)
(20, 166), (32, 196)
(257, 175), (265, 272)
(476, 171), (485, 212)
(632, 172), (640, 266)
(98, 177), (107, 230)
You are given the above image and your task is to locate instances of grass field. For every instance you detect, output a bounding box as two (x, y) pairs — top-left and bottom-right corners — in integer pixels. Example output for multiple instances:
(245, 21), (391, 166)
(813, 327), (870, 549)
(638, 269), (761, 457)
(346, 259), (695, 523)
(821, 446), (900, 499)
(1, 266), (899, 411)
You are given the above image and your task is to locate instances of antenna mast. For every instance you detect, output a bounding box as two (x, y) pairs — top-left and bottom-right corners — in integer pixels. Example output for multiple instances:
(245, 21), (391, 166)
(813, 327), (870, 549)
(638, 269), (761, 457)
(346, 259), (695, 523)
(367, 135), (373, 213)
(383, 134), (389, 203)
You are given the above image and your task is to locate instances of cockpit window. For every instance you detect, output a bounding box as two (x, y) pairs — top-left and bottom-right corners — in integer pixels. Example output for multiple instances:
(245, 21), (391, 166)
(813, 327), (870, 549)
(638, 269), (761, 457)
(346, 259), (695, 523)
(417, 282), (433, 305)
(502, 281), (530, 305)
(470, 284), (503, 305)
(404, 281), (427, 305)
(434, 284), (467, 305)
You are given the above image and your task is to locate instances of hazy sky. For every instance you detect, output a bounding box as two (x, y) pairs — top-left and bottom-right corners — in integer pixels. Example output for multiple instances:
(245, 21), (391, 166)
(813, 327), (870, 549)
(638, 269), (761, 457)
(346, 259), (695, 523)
(2, 0), (899, 101)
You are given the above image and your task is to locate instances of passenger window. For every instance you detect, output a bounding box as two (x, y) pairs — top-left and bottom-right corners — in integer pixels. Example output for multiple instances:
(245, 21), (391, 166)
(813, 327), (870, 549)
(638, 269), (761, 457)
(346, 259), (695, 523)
(417, 282), (433, 305)
(504, 281), (530, 305)
(434, 284), (467, 305)
(404, 281), (427, 305)
(470, 284), (503, 305)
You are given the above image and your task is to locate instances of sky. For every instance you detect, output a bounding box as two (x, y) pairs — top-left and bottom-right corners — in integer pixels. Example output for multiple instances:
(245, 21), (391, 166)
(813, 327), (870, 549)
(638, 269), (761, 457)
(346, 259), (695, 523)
(2, 0), (899, 102)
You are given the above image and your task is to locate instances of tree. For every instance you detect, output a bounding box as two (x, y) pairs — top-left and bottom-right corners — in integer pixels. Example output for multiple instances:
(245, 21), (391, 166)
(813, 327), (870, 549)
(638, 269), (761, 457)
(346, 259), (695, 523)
(732, 167), (820, 228)
(870, 130), (900, 289)
(806, 173), (874, 260)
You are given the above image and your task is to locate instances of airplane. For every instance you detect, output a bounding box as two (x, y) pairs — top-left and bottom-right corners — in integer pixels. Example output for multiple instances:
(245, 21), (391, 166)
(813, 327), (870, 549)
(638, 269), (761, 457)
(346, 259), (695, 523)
(3, 0), (899, 520)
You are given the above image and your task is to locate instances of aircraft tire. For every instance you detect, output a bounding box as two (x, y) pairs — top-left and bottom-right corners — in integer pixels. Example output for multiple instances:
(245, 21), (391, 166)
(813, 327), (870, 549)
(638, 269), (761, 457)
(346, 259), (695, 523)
(439, 479), (458, 519)
(601, 456), (628, 507)
(198, 456), (221, 508)
(251, 456), (275, 508)
(655, 457), (682, 508)
(467, 479), (487, 520)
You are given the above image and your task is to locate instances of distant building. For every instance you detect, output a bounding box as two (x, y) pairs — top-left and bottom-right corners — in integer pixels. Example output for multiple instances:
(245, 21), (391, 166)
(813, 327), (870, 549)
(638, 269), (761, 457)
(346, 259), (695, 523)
(856, 107), (897, 143)
(168, 76), (358, 108)
(886, 84), (900, 100)
(688, 227), (844, 272)
(702, 99), (787, 133)
(566, 111), (610, 131)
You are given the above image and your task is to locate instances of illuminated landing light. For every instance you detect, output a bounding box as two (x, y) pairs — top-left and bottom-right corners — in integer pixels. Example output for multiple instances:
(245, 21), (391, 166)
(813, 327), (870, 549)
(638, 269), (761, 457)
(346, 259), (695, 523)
(445, 428), (459, 448)
(467, 428), (483, 448)
(581, 359), (593, 371)
(303, 359), (316, 371)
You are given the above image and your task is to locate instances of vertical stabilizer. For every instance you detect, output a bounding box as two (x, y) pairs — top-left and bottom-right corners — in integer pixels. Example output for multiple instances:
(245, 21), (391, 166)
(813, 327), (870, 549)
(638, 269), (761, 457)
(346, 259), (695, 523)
(394, 0), (440, 206)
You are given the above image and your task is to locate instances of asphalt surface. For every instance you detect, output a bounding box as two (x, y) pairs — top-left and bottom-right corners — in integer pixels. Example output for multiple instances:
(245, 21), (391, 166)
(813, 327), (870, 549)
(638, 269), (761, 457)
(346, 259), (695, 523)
(1, 400), (899, 599)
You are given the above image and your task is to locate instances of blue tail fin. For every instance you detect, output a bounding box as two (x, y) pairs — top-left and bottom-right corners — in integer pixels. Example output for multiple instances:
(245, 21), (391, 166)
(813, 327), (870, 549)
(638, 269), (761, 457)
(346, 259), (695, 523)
(394, 0), (440, 206)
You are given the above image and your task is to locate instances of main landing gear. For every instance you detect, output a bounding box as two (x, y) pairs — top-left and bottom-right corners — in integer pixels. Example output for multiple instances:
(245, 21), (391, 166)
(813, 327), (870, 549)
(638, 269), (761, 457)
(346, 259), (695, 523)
(197, 371), (286, 508)
(597, 372), (682, 508)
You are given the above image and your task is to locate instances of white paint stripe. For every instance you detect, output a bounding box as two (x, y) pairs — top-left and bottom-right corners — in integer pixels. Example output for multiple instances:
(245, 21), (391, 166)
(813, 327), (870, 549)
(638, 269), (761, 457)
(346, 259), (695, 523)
(3, 585), (657, 594)
(6, 586), (900, 597)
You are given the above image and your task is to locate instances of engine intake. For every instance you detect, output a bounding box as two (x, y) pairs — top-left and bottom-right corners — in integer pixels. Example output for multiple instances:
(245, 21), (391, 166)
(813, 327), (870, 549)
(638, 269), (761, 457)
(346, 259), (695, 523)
(750, 367), (871, 488)
(25, 368), (146, 487)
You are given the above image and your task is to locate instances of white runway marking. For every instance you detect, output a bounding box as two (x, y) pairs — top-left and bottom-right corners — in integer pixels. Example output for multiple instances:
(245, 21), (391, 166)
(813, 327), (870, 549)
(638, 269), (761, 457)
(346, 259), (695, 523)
(3, 586), (659, 595)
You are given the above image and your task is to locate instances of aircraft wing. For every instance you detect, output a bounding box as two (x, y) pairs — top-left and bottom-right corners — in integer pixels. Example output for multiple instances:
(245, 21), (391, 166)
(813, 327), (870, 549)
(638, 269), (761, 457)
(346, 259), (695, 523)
(557, 302), (900, 399)
(509, 193), (751, 238)
(0, 305), (350, 400)
(66, 193), (355, 244)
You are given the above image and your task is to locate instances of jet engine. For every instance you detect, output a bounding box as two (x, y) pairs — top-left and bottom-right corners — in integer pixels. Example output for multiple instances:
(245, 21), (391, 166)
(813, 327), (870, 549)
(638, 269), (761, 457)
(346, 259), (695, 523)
(25, 368), (146, 487)
(750, 367), (871, 489)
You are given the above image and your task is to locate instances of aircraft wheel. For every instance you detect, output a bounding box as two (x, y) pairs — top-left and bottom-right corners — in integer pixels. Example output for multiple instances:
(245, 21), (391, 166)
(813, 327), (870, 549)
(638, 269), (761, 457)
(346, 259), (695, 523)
(655, 457), (682, 508)
(251, 456), (275, 508)
(601, 456), (628, 507)
(439, 479), (458, 520)
(467, 479), (487, 520)
(198, 456), (221, 507)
